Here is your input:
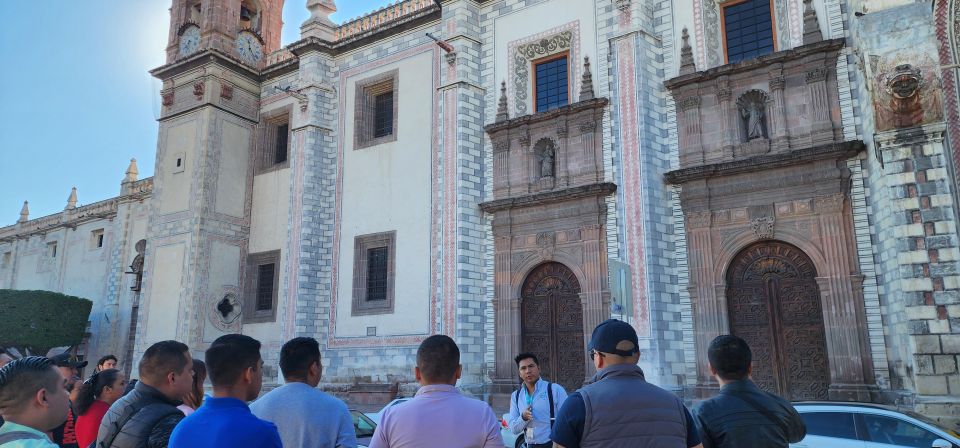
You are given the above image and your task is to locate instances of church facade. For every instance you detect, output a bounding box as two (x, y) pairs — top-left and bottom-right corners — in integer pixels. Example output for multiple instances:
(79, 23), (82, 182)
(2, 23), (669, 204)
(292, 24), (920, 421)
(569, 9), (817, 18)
(4, 0), (960, 425)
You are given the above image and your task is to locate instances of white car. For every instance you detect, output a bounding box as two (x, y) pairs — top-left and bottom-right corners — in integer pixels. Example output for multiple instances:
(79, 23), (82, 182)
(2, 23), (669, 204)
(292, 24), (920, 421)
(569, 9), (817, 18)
(500, 413), (524, 448)
(368, 397), (411, 425)
(792, 402), (960, 448)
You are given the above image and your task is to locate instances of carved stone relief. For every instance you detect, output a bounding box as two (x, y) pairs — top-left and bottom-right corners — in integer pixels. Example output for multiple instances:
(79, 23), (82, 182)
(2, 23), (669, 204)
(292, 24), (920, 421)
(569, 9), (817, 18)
(871, 54), (944, 131)
(509, 23), (579, 116)
(751, 216), (776, 239)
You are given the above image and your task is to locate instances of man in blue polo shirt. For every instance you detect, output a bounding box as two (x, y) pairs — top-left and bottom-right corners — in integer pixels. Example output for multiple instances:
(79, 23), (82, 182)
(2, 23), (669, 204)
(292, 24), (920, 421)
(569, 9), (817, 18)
(169, 334), (281, 448)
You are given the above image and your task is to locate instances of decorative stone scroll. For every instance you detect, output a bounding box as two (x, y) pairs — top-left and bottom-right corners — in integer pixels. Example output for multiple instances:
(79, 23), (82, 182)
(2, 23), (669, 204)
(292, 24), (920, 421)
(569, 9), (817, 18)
(509, 22), (580, 116)
(751, 216), (776, 239)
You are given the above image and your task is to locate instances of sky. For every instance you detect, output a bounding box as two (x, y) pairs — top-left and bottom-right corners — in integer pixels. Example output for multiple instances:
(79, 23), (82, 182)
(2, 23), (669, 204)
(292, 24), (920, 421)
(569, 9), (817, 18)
(0, 0), (391, 225)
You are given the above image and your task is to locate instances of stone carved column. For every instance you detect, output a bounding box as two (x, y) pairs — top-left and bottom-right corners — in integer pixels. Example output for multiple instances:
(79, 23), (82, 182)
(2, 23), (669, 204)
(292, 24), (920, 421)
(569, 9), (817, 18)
(685, 211), (722, 390)
(678, 96), (703, 166)
(518, 128), (531, 193)
(716, 79), (735, 158)
(492, 138), (510, 198)
(768, 67), (789, 151)
(580, 224), (610, 377)
(580, 121), (600, 183)
(814, 193), (871, 399)
(493, 235), (519, 380)
(806, 66), (833, 145)
(557, 123), (570, 187)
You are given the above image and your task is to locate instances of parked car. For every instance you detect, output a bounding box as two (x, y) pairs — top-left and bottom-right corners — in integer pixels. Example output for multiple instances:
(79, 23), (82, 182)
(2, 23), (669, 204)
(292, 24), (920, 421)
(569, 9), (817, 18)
(351, 409), (377, 448)
(368, 397), (411, 425)
(791, 402), (960, 448)
(501, 413), (523, 448)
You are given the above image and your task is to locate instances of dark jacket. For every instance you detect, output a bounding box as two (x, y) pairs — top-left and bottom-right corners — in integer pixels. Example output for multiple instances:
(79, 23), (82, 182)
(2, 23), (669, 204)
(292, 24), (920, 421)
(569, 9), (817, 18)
(579, 364), (690, 448)
(96, 381), (184, 448)
(692, 379), (806, 448)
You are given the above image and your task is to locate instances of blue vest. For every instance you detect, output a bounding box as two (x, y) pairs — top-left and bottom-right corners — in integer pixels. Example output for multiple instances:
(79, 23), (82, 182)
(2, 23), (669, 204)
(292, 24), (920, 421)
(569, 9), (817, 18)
(579, 364), (689, 448)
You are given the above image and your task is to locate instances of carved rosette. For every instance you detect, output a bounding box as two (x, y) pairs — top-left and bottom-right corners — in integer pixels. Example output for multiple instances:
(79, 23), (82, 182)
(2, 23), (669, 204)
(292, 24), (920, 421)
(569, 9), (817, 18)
(751, 216), (776, 239)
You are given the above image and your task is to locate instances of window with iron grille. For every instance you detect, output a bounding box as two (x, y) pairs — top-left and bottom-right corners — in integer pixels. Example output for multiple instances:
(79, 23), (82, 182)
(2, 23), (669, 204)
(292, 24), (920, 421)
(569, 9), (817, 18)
(374, 92), (394, 138)
(274, 123), (289, 164)
(244, 250), (280, 323)
(352, 231), (396, 315)
(354, 70), (399, 150)
(723, 0), (775, 64)
(534, 55), (569, 113)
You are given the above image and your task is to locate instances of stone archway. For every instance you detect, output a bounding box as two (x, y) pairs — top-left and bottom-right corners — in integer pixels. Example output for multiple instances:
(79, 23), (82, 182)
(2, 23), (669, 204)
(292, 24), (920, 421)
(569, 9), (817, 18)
(726, 241), (830, 400)
(520, 262), (585, 392)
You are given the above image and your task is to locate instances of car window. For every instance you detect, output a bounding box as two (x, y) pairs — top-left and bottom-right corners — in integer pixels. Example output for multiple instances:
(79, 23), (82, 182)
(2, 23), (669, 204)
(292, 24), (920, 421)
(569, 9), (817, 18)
(862, 414), (940, 447)
(801, 412), (858, 439)
(351, 411), (376, 437)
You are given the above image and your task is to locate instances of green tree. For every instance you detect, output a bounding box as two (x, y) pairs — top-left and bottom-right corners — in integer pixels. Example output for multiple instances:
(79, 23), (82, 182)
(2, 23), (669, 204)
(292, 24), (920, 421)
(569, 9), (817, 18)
(0, 289), (93, 355)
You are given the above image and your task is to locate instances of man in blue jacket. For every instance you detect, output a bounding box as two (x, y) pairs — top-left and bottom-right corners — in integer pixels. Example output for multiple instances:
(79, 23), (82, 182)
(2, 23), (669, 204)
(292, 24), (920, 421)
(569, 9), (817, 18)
(169, 334), (281, 448)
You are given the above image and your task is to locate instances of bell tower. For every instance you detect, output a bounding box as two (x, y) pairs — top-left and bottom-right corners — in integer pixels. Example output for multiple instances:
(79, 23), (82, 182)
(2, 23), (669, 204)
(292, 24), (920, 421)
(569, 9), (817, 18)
(165, 0), (284, 68)
(135, 1), (285, 364)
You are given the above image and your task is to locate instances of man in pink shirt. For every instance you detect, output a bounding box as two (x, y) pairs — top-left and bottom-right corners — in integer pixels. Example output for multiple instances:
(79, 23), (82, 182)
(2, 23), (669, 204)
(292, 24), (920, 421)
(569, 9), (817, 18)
(369, 335), (501, 448)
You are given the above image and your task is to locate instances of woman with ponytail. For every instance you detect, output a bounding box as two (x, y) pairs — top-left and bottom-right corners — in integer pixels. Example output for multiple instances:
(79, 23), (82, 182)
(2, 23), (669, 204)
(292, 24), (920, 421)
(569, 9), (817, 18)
(177, 358), (206, 416)
(75, 368), (126, 448)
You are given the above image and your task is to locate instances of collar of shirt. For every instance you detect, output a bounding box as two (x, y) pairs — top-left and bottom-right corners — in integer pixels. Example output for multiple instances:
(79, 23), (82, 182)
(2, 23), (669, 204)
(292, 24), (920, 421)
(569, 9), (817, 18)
(0, 420), (52, 440)
(203, 396), (252, 410)
(414, 384), (459, 397)
(521, 378), (546, 401)
(719, 379), (760, 394)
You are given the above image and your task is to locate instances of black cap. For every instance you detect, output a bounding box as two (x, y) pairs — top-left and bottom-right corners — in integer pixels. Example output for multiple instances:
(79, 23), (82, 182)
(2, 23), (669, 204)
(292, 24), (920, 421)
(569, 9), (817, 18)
(50, 353), (88, 369)
(587, 319), (639, 357)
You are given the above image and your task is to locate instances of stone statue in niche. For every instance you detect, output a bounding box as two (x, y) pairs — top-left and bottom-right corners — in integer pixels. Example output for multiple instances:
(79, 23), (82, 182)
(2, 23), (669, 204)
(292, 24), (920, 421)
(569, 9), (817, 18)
(736, 90), (769, 142)
(535, 138), (556, 178)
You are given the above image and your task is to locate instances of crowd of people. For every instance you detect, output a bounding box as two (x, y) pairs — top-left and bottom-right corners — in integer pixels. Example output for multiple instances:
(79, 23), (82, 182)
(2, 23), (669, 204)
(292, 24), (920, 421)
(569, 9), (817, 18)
(0, 319), (807, 448)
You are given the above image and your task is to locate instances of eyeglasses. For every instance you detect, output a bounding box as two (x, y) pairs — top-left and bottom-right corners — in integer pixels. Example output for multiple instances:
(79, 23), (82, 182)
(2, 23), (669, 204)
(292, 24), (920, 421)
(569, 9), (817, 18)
(589, 350), (605, 361)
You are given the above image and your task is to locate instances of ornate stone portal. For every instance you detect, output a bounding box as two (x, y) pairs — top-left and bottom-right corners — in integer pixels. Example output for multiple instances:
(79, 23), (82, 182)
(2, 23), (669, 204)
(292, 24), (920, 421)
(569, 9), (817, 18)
(481, 60), (614, 398)
(666, 36), (878, 401)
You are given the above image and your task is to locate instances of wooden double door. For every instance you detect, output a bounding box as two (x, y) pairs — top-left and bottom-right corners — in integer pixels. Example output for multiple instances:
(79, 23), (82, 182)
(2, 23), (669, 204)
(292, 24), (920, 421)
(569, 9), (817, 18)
(726, 241), (830, 400)
(520, 262), (586, 392)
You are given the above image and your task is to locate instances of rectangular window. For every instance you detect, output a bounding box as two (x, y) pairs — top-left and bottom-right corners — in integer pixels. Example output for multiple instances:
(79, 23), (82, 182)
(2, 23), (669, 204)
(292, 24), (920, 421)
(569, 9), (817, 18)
(48, 242), (57, 258)
(91, 229), (105, 249)
(723, 0), (775, 63)
(274, 123), (289, 164)
(352, 231), (396, 316)
(374, 92), (394, 138)
(534, 54), (569, 113)
(256, 263), (275, 311)
(354, 69), (399, 150)
(243, 250), (280, 323)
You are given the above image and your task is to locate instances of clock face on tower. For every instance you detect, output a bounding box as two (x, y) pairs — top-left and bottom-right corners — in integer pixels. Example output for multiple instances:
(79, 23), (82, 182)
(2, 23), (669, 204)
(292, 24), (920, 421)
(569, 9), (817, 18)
(179, 25), (201, 57)
(235, 31), (263, 64)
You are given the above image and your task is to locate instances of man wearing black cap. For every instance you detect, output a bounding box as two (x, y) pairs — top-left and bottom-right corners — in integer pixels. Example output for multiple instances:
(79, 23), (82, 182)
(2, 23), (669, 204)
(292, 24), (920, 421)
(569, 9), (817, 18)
(49, 353), (87, 448)
(550, 319), (703, 448)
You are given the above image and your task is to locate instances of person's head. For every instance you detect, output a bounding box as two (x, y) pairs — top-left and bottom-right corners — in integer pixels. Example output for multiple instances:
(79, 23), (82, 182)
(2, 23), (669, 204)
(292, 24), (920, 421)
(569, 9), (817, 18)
(707, 335), (752, 383)
(415, 335), (461, 386)
(138, 340), (193, 402)
(514, 353), (541, 386)
(96, 355), (119, 372)
(0, 356), (71, 431)
(205, 334), (263, 401)
(182, 359), (207, 410)
(587, 319), (640, 370)
(75, 369), (126, 415)
(50, 353), (88, 393)
(280, 337), (322, 387)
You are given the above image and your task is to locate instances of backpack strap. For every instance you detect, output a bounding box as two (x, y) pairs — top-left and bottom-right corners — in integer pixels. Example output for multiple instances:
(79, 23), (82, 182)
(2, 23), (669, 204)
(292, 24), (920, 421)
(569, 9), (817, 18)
(0, 431), (46, 444)
(547, 382), (555, 429)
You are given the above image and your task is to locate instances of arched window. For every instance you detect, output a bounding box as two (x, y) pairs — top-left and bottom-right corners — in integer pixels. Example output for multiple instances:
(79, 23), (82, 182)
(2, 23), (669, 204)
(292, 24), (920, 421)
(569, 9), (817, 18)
(240, 0), (262, 33)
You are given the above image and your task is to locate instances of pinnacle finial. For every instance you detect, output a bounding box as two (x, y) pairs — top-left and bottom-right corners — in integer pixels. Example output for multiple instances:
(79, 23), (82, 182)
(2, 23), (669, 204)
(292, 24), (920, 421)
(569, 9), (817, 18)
(802, 0), (823, 45)
(496, 81), (509, 122)
(579, 57), (595, 101)
(66, 187), (78, 210)
(679, 28), (697, 75)
(124, 158), (139, 183)
(18, 201), (29, 223)
(303, 0), (337, 39)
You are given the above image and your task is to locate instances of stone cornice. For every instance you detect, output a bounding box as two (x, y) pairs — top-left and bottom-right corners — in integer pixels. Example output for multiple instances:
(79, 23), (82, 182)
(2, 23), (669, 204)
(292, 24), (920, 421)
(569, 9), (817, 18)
(150, 49), (261, 83)
(484, 98), (610, 134)
(664, 39), (844, 90)
(479, 182), (617, 213)
(0, 177), (154, 243)
(664, 141), (865, 184)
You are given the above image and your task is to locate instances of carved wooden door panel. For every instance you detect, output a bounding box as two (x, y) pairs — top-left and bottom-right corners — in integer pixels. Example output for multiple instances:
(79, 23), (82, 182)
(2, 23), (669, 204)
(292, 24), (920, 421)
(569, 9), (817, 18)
(726, 242), (830, 400)
(521, 262), (585, 392)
